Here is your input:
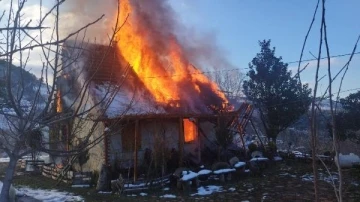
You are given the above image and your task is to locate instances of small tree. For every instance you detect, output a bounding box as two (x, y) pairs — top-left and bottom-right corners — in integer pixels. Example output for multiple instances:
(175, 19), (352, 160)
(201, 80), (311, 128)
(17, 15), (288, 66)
(243, 40), (311, 141)
(332, 91), (360, 143)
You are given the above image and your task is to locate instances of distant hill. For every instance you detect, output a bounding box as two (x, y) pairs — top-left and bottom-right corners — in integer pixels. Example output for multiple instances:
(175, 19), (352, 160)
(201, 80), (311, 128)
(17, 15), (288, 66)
(0, 60), (47, 111)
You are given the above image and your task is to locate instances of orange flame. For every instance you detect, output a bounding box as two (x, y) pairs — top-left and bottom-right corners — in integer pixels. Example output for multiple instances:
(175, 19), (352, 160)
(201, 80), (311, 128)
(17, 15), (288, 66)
(115, 0), (228, 108)
(183, 119), (196, 142)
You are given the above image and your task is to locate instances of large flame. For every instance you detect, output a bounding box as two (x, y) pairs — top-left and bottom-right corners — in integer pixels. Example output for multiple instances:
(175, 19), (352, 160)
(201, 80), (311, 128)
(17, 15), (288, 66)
(115, 0), (227, 109)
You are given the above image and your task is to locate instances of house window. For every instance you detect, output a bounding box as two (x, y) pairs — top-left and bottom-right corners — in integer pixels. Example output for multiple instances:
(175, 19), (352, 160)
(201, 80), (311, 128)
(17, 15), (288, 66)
(183, 119), (197, 143)
(121, 122), (141, 152)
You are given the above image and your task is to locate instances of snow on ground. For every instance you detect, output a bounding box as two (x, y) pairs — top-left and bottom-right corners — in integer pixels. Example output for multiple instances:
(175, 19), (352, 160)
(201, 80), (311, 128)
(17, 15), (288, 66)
(213, 168), (235, 174)
(160, 194), (177, 198)
(234, 162), (246, 168)
(250, 157), (269, 162)
(197, 169), (212, 175)
(16, 187), (83, 202)
(301, 172), (339, 184)
(0, 157), (10, 163)
(181, 171), (198, 181)
(228, 187), (236, 191)
(191, 185), (223, 196)
(139, 192), (147, 196)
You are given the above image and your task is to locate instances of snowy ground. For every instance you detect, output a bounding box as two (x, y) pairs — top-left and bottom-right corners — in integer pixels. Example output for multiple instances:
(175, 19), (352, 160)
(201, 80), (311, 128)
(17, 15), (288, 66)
(0, 154), (51, 164)
(0, 181), (83, 202)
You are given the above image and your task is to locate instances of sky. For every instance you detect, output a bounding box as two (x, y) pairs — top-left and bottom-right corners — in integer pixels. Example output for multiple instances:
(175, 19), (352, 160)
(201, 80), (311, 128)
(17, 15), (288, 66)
(1, 0), (359, 98)
(168, 0), (360, 97)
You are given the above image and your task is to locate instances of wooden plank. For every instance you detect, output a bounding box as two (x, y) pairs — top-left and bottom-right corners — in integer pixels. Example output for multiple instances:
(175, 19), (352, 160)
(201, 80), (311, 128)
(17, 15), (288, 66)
(134, 119), (139, 182)
(178, 118), (184, 167)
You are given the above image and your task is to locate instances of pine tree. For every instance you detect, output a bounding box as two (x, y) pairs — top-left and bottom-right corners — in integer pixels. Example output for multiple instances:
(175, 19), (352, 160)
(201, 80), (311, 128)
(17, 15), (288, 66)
(243, 40), (311, 141)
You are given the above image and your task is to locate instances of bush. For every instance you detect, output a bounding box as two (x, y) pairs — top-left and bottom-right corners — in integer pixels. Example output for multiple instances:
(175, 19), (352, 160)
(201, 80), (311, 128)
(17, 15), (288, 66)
(248, 143), (258, 153)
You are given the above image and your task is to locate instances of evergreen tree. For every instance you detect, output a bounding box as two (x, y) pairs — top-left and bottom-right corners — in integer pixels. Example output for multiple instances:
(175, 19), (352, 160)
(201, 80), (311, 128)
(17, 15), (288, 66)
(243, 40), (311, 141)
(333, 91), (360, 143)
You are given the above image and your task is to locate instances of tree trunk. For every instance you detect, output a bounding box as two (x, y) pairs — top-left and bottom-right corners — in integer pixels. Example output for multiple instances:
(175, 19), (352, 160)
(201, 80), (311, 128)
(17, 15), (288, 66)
(0, 157), (18, 202)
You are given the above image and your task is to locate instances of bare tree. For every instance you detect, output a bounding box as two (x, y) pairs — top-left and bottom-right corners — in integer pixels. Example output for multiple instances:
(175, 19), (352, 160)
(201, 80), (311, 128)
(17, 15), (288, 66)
(298, 0), (360, 201)
(210, 69), (245, 103)
(0, 0), (130, 200)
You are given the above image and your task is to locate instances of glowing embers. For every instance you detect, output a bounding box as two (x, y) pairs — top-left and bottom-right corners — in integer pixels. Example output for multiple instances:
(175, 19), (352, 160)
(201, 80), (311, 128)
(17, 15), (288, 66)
(183, 118), (197, 143)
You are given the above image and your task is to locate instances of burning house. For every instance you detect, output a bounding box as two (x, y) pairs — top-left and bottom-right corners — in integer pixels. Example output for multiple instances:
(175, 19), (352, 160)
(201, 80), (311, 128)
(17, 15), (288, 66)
(53, 0), (253, 184)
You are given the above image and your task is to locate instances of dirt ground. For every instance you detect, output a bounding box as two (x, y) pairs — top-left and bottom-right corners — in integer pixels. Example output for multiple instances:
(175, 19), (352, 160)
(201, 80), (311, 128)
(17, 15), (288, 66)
(1, 160), (359, 202)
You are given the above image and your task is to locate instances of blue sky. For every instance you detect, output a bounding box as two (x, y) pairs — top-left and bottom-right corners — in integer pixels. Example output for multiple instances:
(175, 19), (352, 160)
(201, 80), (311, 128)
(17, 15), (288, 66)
(169, 0), (360, 97)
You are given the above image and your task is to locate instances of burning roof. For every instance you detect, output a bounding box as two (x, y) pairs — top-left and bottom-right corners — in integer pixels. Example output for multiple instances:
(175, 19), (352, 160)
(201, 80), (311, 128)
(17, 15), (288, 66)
(59, 0), (232, 118)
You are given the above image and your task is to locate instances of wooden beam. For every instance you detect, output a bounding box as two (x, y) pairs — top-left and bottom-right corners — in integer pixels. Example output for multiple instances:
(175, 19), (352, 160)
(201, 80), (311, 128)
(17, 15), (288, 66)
(134, 119), (139, 182)
(178, 118), (184, 167)
(196, 118), (201, 163)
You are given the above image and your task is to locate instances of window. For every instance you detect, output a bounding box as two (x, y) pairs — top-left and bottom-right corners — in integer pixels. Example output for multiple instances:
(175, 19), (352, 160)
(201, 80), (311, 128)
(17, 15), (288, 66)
(183, 119), (197, 143)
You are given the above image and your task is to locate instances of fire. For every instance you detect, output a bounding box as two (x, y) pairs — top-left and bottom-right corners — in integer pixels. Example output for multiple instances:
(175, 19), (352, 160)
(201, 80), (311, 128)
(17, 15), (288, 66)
(114, 0), (228, 109)
(183, 119), (197, 142)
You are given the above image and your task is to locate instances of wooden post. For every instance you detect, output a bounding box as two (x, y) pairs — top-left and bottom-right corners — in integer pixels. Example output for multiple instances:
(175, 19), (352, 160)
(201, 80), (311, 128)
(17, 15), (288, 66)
(178, 118), (184, 167)
(196, 118), (201, 163)
(134, 120), (139, 182)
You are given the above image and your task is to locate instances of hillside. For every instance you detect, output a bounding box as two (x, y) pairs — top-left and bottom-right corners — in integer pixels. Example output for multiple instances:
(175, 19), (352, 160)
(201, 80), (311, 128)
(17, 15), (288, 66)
(0, 60), (47, 110)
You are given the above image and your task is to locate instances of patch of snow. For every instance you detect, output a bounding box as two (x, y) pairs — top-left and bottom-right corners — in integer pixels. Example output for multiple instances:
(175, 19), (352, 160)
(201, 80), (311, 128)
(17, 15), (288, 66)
(181, 171), (198, 181)
(197, 169), (212, 175)
(139, 192), (147, 196)
(244, 169), (250, 173)
(71, 185), (90, 188)
(351, 182), (359, 187)
(250, 157), (269, 162)
(213, 168), (236, 174)
(228, 187), (236, 191)
(125, 183), (146, 188)
(234, 162), (246, 168)
(160, 194), (176, 198)
(94, 84), (166, 118)
(127, 194), (137, 197)
(104, 127), (110, 132)
(16, 186), (83, 202)
(274, 156), (283, 161)
(0, 157), (10, 163)
(192, 185), (223, 196)
(162, 187), (170, 191)
(279, 173), (296, 178)
(247, 188), (254, 192)
(98, 191), (111, 194)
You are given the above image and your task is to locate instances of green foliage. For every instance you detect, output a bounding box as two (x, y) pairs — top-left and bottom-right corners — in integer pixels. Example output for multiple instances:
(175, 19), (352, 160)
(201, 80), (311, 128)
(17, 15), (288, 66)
(243, 40), (311, 140)
(248, 143), (258, 153)
(332, 91), (360, 143)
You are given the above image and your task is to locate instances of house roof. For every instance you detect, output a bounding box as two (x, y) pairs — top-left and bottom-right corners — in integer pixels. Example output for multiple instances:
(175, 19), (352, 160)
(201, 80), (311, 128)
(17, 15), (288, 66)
(61, 41), (229, 119)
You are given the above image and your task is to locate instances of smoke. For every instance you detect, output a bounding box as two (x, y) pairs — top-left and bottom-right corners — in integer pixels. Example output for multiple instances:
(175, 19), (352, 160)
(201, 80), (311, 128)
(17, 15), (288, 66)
(126, 0), (236, 70)
(62, 0), (236, 110)
(59, 0), (118, 42)
(61, 0), (234, 69)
